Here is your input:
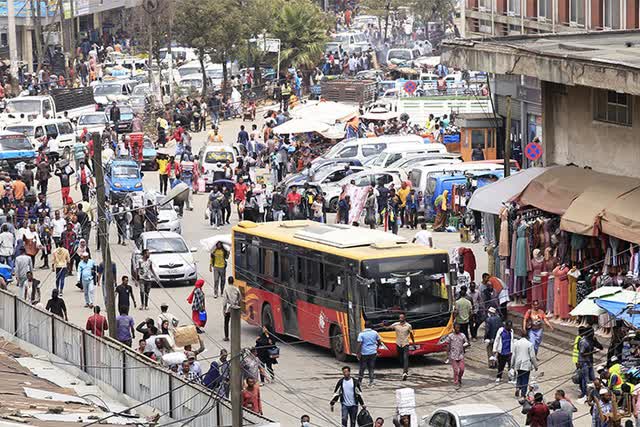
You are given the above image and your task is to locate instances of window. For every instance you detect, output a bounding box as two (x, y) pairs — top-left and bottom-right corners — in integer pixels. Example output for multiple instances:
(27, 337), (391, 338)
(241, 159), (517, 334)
(296, 257), (304, 284)
(538, 0), (552, 19)
(361, 143), (386, 157)
(488, 129), (496, 148)
(354, 175), (372, 186)
(248, 245), (259, 274)
(260, 249), (279, 278)
(508, 0), (520, 16)
(34, 126), (44, 138)
(373, 173), (393, 185)
(471, 129), (485, 148)
(604, 0), (621, 28)
(570, 0), (585, 25)
(594, 89), (632, 126)
(306, 260), (324, 290)
(325, 264), (343, 294)
(42, 99), (52, 116)
(337, 146), (358, 158)
(478, 0), (490, 11)
(45, 124), (58, 139)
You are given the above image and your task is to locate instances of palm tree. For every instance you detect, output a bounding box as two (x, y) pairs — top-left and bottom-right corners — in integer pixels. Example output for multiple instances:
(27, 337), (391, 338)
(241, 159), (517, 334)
(272, 0), (330, 76)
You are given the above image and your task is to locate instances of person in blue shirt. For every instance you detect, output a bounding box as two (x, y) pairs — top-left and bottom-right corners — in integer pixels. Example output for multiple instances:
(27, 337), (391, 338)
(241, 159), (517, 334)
(356, 321), (381, 386)
(77, 252), (96, 308)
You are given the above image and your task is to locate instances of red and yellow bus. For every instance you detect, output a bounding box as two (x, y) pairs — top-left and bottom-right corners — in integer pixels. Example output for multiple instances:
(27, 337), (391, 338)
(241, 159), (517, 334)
(232, 220), (453, 360)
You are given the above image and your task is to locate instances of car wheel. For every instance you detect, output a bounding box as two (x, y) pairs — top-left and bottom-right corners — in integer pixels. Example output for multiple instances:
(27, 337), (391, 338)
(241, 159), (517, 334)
(261, 303), (275, 333)
(330, 324), (348, 361)
(329, 197), (339, 213)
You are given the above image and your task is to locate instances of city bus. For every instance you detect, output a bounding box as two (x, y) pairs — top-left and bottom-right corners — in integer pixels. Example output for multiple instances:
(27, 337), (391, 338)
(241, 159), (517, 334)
(232, 220), (454, 360)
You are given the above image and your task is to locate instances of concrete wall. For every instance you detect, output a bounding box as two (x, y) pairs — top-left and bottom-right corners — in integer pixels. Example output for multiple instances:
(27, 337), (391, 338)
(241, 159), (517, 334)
(542, 81), (640, 177)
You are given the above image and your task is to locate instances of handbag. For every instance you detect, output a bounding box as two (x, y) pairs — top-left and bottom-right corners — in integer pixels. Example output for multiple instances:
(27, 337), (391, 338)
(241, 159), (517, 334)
(571, 368), (581, 384)
(267, 346), (280, 359)
(198, 310), (207, 322)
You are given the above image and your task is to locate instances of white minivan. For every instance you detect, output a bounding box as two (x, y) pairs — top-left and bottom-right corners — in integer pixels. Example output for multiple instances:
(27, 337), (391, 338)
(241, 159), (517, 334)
(370, 143), (448, 168)
(5, 119), (75, 155)
(320, 134), (428, 163)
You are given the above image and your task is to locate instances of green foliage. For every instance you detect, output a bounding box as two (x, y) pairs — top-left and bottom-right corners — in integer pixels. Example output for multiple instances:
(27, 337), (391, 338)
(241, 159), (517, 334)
(410, 0), (456, 28)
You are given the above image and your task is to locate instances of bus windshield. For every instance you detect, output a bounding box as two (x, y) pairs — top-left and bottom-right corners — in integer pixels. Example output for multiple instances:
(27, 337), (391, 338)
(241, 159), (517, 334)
(361, 254), (451, 327)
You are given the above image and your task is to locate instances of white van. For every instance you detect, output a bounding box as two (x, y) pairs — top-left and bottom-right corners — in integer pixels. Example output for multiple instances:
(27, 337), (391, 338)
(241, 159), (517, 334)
(5, 119), (75, 155)
(409, 162), (506, 193)
(370, 143), (448, 168)
(321, 134), (427, 163)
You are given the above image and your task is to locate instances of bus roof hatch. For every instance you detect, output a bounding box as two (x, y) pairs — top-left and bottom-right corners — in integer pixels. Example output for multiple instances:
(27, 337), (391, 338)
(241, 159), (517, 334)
(293, 224), (408, 248)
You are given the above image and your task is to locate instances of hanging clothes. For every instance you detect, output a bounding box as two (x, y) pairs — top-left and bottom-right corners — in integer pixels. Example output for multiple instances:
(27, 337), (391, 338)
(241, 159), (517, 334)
(546, 275), (555, 316)
(530, 249), (545, 305)
(482, 212), (496, 245)
(458, 247), (477, 281)
(567, 267), (581, 307)
(498, 207), (510, 257)
(576, 281), (591, 305)
(553, 265), (570, 319)
(486, 244), (496, 277)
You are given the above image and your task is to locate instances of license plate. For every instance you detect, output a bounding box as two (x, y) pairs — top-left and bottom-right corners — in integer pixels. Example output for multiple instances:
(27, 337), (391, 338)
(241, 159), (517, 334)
(167, 269), (178, 275)
(408, 345), (419, 351)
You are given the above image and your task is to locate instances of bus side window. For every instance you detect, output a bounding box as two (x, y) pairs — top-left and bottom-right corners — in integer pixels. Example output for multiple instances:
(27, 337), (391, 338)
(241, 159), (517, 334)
(281, 255), (290, 283)
(306, 260), (324, 291)
(325, 264), (341, 294)
(247, 245), (259, 277)
(296, 257), (304, 284)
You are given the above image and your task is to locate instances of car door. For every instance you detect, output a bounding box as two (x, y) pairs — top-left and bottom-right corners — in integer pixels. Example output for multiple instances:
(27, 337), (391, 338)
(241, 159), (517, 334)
(429, 412), (448, 427)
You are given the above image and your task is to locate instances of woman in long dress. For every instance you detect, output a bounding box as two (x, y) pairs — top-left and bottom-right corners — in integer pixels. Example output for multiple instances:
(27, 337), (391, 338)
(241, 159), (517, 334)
(432, 190), (449, 231)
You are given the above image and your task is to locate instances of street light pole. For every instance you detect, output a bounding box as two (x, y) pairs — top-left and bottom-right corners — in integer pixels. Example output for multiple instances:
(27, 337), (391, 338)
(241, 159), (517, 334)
(7, 0), (18, 78)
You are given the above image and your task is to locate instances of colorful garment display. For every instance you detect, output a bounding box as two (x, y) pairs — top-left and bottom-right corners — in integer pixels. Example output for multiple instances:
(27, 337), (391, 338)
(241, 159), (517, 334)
(553, 265), (570, 319)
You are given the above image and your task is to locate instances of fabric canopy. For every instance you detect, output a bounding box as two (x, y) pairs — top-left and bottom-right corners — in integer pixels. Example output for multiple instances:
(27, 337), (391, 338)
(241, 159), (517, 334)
(291, 101), (358, 124)
(360, 111), (400, 121)
(570, 287), (639, 316)
(595, 299), (640, 328)
(517, 166), (640, 215)
(272, 118), (330, 135)
(468, 167), (548, 215)
(599, 187), (640, 245)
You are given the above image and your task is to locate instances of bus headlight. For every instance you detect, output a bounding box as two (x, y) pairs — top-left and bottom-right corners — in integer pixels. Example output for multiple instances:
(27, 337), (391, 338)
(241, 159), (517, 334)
(379, 342), (388, 351)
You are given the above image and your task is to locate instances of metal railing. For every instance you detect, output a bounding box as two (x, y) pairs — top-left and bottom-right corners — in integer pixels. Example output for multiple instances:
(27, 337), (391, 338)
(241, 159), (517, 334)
(0, 288), (273, 426)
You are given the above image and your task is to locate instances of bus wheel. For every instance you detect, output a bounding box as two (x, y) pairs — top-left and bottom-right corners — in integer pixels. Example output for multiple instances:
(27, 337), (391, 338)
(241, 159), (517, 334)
(261, 304), (275, 333)
(330, 324), (347, 361)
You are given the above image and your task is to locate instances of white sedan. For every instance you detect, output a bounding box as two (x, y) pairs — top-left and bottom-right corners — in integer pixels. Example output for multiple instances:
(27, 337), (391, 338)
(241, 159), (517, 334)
(131, 232), (197, 287)
(421, 404), (519, 427)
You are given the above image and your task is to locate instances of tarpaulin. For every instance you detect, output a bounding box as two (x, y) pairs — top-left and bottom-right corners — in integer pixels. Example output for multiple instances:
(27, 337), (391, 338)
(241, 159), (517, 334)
(599, 187), (640, 245)
(595, 298), (640, 328)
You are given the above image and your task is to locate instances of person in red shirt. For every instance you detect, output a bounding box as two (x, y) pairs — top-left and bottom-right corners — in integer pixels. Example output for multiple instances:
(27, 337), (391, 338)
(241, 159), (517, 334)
(234, 178), (248, 220)
(85, 305), (108, 337)
(526, 393), (549, 427)
(241, 377), (262, 414)
(286, 186), (302, 219)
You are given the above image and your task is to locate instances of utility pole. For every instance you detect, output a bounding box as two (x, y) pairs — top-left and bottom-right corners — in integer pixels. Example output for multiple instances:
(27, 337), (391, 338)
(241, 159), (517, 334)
(148, 15), (154, 95)
(7, 0), (18, 78)
(92, 133), (117, 338)
(69, 0), (76, 68)
(504, 95), (512, 177)
(230, 307), (242, 427)
(32, 0), (44, 71)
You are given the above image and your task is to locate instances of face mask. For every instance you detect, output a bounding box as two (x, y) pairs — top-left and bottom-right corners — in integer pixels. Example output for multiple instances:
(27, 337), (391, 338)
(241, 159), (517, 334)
(302, 423), (310, 427)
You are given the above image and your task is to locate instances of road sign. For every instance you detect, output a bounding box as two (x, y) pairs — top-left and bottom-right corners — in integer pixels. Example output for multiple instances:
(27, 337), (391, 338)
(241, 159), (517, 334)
(403, 80), (417, 94)
(525, 141), (542, 161)
(143, 0), (160, 14)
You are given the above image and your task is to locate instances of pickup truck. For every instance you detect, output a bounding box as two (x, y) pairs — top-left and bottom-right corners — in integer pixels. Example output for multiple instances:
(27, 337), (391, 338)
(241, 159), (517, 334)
(1, 88), (96, 124)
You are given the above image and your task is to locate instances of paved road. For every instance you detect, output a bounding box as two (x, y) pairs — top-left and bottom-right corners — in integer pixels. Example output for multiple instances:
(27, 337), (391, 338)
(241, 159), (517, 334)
(15, 115), (596, 427)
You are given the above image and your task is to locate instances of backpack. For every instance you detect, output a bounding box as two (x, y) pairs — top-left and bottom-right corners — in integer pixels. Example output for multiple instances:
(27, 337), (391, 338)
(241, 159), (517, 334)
(357, 408), (373, 427)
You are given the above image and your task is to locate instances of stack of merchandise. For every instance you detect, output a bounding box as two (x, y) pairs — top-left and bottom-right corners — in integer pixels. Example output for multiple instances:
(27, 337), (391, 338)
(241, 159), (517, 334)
(396, 388), (417, 427)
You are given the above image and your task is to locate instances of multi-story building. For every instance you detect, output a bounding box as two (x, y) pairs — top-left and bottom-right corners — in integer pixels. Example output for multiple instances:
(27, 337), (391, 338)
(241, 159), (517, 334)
(463, 0), (639, 36)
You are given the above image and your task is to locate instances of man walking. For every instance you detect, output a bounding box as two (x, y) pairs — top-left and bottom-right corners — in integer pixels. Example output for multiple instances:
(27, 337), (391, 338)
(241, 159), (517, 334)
(75, 161), (94, 202)
(78, 252), (96, 308)
(492, 320), (514, 382)
(387, 313), (414, 381)
(330, 366), (365, 427)
(511, 329), (538, 398)
(454, 286), (472, 340)
(85, 305), (108, 337)
(115, 275), (137, 312)
(222, 277), (241, 341)
(444, 323), (469, 390)
(15, 247), (33, 300)
(136, 249), (155, 310)
(577, 326), (598, 400)
(356, 321), (381, 386)
(210, 241), (228, 298)
(115, 305), (135, 347)
(484, 307), (503, 368)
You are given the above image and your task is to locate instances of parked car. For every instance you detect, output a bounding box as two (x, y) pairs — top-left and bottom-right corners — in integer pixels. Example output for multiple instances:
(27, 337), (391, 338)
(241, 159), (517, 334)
(281, 158), (363, 189)
(421, 404), (519, 427)
(131, 231), (197, 287)
(76, 112), (109, 138)
(156, 196), (182, 234)
(5, 118), (75, 157)
(93, 80), (135, 108)
(104, 158), (144, 202)
(370, 143), (448, 168)
(323, 168), (407, 212)
(0, 130), (36, 178)
(318, 134), (428, 163)
(198, 145), (237, 190)
(141, 137), (157, 170)
(386, 47), (424, 66)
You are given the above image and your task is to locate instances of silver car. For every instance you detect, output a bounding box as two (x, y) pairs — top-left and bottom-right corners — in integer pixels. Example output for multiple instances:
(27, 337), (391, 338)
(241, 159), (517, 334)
(131, 231), (197, 287)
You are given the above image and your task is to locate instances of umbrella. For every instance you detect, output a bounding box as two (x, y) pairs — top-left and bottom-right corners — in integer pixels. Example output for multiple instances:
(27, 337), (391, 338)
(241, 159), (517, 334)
(200, 234), (232, 252)
(570, 287), (639, 317)
(212, 179), (235, 192)
(272, 118), (330, 135)
(360, 110), (400, 121)
(595, 299), (640, 329)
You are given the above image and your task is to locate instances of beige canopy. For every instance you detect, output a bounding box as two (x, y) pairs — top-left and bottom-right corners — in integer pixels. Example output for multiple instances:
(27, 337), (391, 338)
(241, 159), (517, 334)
(599, 187), (640, 245)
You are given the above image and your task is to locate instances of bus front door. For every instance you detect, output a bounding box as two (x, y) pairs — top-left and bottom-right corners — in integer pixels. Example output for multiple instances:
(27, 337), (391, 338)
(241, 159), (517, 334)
(345, 273), (364, 356)
(280, 253), (300, 337)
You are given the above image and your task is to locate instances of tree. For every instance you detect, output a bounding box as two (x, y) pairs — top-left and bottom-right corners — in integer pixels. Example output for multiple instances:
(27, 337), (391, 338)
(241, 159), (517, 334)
(271, 0), (330, 74)
(174, 0), (245, 96)
(361, 0), (403, 41)
(410, 0), (456, 39)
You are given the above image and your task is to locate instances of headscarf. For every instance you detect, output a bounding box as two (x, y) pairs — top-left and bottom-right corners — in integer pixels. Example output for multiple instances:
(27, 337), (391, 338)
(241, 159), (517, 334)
(187, 279), (205, 304)
(77, 239), (87, 255)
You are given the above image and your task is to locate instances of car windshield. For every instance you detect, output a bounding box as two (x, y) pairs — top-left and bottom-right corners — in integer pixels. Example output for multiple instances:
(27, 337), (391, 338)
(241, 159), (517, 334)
(5, 125), (34, 136)
(361, 254), (451, 326)
(6, 99), (41, 114)
(459, 414), (519, 427)
(144, 139), (155, 149)
(146, 237), (188, 254)
(179, 68), (199, 78)
(132, 85), (150, 96)
(205, 151), (233, 163)
(206, 69), (223, 79)
(94, 85), (122, 95)
(388, 50), (412, 60)
(112, 165), (139, 179)
(325, 140), (347, 158)
(0, 135), (33, 151)
(78, 114), (107, 125)
(180, 79), (202, 88)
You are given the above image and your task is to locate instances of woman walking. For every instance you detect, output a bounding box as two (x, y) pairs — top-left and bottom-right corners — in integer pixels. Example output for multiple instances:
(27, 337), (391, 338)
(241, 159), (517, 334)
(187, 279), (207, 327)
(523, 299), (554, 355)
(433, 190), (449, 231)
(256, 327), (278, 382)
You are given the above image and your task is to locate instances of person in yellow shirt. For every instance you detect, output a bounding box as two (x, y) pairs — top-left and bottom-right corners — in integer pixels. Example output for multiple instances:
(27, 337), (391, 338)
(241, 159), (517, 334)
(51, 245), (70, 296)
(396, 182), (410, 228)
(210, 241), (228, 298)
(207, 128), (223, 144)
(156, 154), (169, 195)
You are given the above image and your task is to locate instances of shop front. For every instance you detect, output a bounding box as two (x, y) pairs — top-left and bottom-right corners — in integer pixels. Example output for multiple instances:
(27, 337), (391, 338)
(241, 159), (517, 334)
(469, 165), (640, 322)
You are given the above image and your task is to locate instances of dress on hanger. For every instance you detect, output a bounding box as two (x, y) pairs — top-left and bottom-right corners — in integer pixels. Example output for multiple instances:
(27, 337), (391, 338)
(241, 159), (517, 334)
(498, 207), (510, 257)
(568, 267), (581, 307)
(515, 222), (529, 297)
(544, 248), (556, 314)
(530, 249), (544, 305)
(553, 265), (570, 319)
